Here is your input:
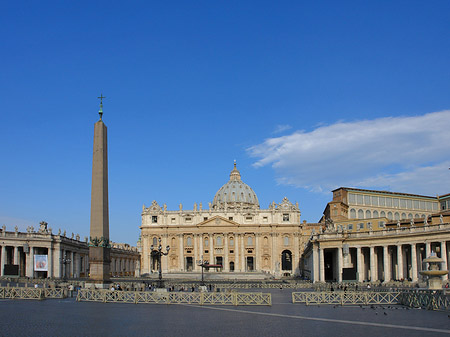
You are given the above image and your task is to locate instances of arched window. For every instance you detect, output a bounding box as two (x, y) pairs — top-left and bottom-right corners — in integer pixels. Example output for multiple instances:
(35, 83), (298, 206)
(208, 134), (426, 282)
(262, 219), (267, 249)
(229, 237), (234, 247)
(216, 236), (222, 246)
(387, 212), (393, 220)
(152, 237), (157, 246)
(365, 210), (371, 219)
(401, 213), (406, 219)
(415, 214), (420, 218)
(350, 209), (356, 219)
(284, 236), (289, 246)
(204, 238), (209, 247)
(380, 211), (386, 218)
(408, 213), (413, 219)
(358, 209), (364, 219)
(171, 237), (176, 246)
(186, 237), (192, 247)
(247, 236), (253, 246)
(394, 212), (400, 220)
(263, 236), (268, 246)
(373, 210), (379, 218)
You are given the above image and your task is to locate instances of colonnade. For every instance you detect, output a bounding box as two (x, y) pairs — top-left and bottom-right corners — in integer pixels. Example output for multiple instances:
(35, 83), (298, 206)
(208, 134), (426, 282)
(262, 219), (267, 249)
(110, 257), (136, 276)
(312, 240), (448, 283)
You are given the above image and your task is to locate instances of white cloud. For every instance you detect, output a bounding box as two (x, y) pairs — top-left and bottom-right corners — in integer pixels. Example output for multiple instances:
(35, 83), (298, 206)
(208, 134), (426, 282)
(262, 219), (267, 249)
(272, 124), (292, 134)
(248, 110), (450, 195)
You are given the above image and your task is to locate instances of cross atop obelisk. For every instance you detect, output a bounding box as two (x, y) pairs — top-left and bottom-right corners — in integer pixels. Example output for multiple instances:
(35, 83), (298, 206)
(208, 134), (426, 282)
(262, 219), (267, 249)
(88, 94), (111, 286)
(97, 93), (106, 120)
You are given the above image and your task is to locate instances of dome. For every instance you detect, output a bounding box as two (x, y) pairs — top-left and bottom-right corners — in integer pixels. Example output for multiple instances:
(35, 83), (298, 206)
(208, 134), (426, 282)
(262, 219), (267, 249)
(212, 162), (259, 209)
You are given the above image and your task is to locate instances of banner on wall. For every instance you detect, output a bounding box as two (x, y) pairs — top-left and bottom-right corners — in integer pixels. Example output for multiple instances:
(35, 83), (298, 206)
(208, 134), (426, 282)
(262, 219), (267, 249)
(34, 255), (48, 271)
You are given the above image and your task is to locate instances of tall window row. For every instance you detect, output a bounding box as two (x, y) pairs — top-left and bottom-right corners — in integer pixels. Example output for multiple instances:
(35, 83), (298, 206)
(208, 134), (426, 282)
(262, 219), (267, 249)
(348, 193), (437, 211)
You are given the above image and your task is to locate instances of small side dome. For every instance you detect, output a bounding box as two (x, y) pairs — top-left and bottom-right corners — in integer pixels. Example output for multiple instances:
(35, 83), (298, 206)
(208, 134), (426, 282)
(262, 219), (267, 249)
(212, 162), (259, 209)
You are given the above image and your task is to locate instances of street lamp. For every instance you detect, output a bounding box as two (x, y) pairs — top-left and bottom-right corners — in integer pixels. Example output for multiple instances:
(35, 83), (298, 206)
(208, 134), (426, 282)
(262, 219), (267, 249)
(61, 253), (71, 281)
(196, 257), (209, 286)
(150, 238), (170, 288)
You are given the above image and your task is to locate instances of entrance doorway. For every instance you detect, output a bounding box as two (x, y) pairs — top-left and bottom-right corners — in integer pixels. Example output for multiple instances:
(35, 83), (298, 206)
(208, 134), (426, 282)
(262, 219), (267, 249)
(186, 257), (193, 271)
(281, 250), (292, 271)
(246, 257), (254, 271)
(229, 261), (235, 272)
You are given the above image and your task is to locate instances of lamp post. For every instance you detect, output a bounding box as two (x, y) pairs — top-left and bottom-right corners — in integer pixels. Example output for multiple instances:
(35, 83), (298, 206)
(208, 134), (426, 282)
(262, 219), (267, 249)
(151, 238), (170, 288)
(196, 257), (209, 286)
(61, 253), (71, 281)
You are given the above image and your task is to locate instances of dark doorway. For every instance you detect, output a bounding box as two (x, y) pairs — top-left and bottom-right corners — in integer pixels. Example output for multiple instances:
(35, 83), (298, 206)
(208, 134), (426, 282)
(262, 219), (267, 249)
(151, 252), (160, 272)
(229, 261), (235, 272)
(246, 257), (254, 271)
(186, 257), (193, 271)
(281, 250), (292, 271)
(325, 251), (334, 281)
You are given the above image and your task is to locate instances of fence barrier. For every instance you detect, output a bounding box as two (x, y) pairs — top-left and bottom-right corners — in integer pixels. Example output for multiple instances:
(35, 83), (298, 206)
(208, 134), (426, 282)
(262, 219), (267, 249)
(292, 291), (401, 306)
(77, 289), (271, 306)
(0, 286), (67, 300)
(398, 290), (450, 311)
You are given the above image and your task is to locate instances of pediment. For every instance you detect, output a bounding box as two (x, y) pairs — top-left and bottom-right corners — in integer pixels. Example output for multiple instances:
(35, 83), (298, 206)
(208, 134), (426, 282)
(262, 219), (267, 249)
(197, 216), (239, 227)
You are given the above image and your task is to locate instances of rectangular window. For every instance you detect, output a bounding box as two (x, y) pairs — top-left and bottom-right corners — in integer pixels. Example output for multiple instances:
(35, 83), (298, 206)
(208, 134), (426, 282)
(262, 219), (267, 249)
(356, 194), (364, 205)
(358, 223), (364, 229)
(203, 217), (208, 221)
(371, 196), (378, 206)
(386, 197), (392, 207)
(229, 250), (234, 254)
(393, 198), (399, 207)
(378, 221), (385, 228)
(400, 199), (407, 209)
(263, 216), (268, 222)
(420, 201), (426, 210)
(426, 201), (432, 211)
(407, 199), (412, 209)
(228, 217), (233, 221)
(413, 200), (420, 209)
(348, 193), (356, 204)
(152, 216), (158, 223)
(185, 217), (192, 222)
(364, 195), (371, 205)
(171, 217), (176, 223)
(379, 197), (385, 206)
(348, 224), (353, 230)
(245, 216), (253, 221)
(204, 250), (209, 254)
(283, 214), (290, 221)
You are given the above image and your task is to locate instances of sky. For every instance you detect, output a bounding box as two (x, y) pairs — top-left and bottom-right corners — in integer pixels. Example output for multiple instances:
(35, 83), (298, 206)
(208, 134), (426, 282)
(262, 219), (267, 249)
(1, 1), (449, 245)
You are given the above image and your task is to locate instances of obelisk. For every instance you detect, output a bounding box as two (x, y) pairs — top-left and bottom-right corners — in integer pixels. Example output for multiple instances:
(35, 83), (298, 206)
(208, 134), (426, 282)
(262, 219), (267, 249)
(88, 94), (111, 286)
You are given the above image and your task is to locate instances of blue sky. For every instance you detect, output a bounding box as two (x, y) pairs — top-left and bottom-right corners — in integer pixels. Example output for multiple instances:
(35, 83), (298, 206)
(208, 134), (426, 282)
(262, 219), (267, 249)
(1, 1), (449, 245)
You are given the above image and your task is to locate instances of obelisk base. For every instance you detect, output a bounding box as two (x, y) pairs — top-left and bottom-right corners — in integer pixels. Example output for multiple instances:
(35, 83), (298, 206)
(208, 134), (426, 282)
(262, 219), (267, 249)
(89, 246), (111, 285)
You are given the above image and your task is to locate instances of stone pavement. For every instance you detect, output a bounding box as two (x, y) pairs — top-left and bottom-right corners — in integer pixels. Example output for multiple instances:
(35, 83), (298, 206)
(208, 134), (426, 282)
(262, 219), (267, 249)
(0, 289), (449, 336)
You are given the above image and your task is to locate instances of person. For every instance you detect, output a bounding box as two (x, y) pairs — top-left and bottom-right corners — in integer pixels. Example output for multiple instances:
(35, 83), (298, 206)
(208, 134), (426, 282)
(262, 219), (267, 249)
(69, 284), (74, 297)
(110, 285), (115, 291)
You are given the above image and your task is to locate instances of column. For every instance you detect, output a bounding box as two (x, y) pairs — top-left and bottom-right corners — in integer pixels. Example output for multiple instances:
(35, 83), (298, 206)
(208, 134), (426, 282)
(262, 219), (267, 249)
(319, 248), (325, 282)
(27, 247), (34, 278)
(397, 245), (403, 280)
(234, 233), (239, 271)
(142, 235), (149, 273)
(337, 247), (343, 283)
(199, 234), (204, 261)
(193, 234), (198, 271)
(441, 241), (448, 280)
(293, 233), (299, 275)
(240, 234), (245, 272)
(272, 233), (278, 274)
(54, 248), (61, 278)
(312, 244), (319, 283)
(13, 246), (19, 265)
(255, 234), (260, 272)
(425, 242), (431, 257)
(161, 235), (168, 273)
(369, 246), (376, 282)
(179, 234), (184, 271)
(209, 234), (214, 267)
(48, 247), (53, 278)
(383, 246), (390, 282)
(224, 233), (229, 272)
(411, 243), (418, 282)
(0, 245), (5, 276)
(356, 247), (363, 282)
(71, 251), (75, 278)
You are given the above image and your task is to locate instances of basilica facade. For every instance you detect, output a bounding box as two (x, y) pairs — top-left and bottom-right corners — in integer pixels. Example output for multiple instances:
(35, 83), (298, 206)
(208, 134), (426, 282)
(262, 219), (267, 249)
(139, 163), (312, 277)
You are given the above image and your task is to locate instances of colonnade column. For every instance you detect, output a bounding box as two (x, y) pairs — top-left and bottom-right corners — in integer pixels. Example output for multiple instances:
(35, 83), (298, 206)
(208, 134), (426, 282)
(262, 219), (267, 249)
(425, 242), (431, 257)
(441, 241), (448, 280)
(13, 246), (19, 265)
(48, 247), (53, 278)
(319, 248), (325, 282)
(224, 233), (229, 272)
(71, 251), (75, 277)
(26, 247), (34, 278)
(293, 233), (299, 275)
(397, 245), (403, 280)
(199, 234), (203, 262)
(383, 246), (390, 282)
(193, 234), (198, 271)
(142, 235), (148, 274)
(411, 243), (418, 282)
(161, 235), (168, 273)
(0, 245), (5, 276)
(369, 246), (376, 282)
(337, 247), (343, 282)
(312, 244), (319, 282)
(356, 246), (363, 282)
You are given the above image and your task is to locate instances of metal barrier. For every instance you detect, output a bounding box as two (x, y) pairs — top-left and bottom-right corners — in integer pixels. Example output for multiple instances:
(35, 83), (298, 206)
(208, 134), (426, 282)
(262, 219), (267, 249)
(0, 287), (44, 300)
(292, 291), (400, 306)
(398, 290), (450, 311)
(216, 282), (312, 289)
(77, 289), (271, 306)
